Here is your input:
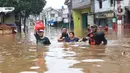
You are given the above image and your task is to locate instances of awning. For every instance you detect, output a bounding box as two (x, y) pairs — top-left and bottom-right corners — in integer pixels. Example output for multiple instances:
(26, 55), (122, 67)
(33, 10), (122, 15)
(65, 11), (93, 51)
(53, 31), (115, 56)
(0, 7), (15, 14)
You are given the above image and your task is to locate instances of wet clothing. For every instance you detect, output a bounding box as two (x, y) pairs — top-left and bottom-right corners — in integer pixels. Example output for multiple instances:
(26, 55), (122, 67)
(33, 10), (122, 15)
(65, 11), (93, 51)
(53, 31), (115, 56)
(34, 33), (51, 45)
(87, 31), (107, 45)
(65, 37), (79, 42)
(61, 33), (69, 39)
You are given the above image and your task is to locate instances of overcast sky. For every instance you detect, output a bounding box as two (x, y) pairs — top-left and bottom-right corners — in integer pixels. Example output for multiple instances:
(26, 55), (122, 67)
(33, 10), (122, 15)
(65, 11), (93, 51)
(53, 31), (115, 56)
(44, 0), (67, 9)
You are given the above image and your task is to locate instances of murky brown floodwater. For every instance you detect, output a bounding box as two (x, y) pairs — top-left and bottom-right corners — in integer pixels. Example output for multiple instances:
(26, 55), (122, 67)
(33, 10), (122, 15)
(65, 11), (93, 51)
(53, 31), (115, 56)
(0, 26), (130, 73)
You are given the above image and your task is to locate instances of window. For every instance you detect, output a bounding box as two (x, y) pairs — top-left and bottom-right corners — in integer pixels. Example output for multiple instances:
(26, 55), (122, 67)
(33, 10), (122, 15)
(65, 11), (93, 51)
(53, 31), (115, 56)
(98, 0), (102, 8)
(51, 14), (55, 17)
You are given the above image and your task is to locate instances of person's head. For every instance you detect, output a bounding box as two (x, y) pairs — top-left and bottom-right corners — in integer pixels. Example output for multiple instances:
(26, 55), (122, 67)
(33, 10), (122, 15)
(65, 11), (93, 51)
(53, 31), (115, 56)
(62, 27), (67, 33)
(38, 29), (44, 37)
(69, 32), (75, 38)
(91, 25), (97, 33)
(98, 25), (104, 31)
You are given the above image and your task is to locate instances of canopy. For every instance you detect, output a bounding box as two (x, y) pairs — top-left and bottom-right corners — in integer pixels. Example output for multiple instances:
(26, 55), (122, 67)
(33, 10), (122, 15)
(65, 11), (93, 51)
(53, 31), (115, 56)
(0, 7), (15, 14)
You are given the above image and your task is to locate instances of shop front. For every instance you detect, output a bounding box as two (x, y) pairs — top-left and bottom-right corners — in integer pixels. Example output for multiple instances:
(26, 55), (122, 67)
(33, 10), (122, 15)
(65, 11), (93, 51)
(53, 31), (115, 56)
(95, 12), (114, 28)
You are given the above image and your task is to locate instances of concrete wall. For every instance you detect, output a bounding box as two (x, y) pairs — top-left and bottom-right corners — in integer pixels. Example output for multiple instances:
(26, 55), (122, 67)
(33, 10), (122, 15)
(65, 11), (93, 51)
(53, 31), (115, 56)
(46, 10), (59, 22)
(72, 10), (82, 37)
(72, 0), (91, 9)
(94, 0), (129, 13)
(94, 0), (112, 13)
(123, 0), (130, 6)
(72, 8), (90, 37)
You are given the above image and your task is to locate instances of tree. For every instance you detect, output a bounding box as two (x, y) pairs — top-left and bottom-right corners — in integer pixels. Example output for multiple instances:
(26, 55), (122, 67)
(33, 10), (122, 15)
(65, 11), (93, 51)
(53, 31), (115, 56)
(0, 0), (46, 32)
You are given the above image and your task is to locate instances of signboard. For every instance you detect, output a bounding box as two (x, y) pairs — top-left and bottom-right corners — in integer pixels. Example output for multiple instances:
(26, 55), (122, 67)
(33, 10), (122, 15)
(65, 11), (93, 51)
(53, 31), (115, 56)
(112, 18), (116, 23)
(96, 12), (114, 18)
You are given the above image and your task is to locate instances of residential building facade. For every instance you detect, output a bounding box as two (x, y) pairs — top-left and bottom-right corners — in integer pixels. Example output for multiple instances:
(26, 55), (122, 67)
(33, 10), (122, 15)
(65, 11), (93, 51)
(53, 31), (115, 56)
(94, 0), (130, 29)
(94, 0), (114, 28)
(43, 7), (61, 26)
(72, 0), (92, 37)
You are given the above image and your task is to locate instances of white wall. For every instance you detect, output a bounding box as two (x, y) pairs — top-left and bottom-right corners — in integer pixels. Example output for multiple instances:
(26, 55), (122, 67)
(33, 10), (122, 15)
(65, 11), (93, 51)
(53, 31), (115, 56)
(88, 15), (94, 25)
(94, 0), (130, 13)
(123, 0), (130, 6)
(63, 9), (69, 14)
(95, 0), (113, 13)
(46, 10), (59, 22)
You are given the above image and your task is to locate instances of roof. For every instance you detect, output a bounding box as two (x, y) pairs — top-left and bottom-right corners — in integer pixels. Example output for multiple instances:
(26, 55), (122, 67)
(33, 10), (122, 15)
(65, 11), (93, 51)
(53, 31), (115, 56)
(0, 7), (15, 13)
(64, 0), (71, 5)
(43, 7), (61, 14)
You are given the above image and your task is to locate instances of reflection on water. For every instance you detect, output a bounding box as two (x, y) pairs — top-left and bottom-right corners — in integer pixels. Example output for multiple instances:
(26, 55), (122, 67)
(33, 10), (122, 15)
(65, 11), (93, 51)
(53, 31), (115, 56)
(0, 27), (130, 73)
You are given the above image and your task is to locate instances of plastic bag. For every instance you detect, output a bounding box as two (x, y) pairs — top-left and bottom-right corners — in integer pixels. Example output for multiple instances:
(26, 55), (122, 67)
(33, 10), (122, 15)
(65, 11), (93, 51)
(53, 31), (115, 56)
(34, 20), (45, 30)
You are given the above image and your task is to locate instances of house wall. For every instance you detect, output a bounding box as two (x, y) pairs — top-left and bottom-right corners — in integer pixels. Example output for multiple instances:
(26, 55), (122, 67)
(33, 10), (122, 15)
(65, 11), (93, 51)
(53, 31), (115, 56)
(46, 10), (59, 22)
(72, 8), (90, 37)
(72, 0), (91, 9)
(4, 14), (15, 24)
(95, 0), (112, 13)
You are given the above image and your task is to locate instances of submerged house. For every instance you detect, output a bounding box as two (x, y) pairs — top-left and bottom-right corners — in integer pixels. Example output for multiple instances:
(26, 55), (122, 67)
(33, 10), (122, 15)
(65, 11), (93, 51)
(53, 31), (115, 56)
(0, 7), (16, 34)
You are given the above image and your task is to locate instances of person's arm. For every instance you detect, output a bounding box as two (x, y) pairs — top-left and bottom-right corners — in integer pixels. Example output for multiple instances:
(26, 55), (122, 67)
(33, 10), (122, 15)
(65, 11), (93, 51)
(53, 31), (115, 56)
(102, 33), (107, 45)
(82, 33), (90, 42)
(76, 38), (79, 42)
(64, 38), (68, 42)
(47, 38), (51, 44)
(102, 37), (107, 45)
(34, 31), (40, 44)
(57, 34), (64, 42)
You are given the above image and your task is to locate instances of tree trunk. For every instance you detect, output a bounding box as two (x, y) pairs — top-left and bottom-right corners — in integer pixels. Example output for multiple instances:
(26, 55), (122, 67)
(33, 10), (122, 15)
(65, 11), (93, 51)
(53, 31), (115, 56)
(23, 16), (26, 33)
(15, 13), (22, 33)
(18, 14), (22, 33)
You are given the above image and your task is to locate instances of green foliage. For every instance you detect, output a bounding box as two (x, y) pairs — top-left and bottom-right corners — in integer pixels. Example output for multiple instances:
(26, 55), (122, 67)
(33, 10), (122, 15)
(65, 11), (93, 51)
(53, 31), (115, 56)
(0, 0), (46, 17)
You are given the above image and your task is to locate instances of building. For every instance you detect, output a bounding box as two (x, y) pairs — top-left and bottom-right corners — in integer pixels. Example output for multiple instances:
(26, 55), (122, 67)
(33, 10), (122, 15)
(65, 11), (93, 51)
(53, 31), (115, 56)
(43, 7), (61, 26)
(94, 0), (114, 28)
(64, 0), (74, 30)
(72, 0), (93, 37)
(0, 7), (16, 34)
(94, 0), (130, 29)
(121, 0), (130, 28)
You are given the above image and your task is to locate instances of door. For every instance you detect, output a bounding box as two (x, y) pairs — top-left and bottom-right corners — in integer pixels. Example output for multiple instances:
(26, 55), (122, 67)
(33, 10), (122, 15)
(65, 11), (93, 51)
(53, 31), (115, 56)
(81, 13), (88, 29)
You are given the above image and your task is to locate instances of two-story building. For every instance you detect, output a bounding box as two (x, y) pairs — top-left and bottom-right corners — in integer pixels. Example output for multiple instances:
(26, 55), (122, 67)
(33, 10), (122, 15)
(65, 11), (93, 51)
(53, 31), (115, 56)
(72, 0), (92, 37)
(94, 0), (130, 29)
(94, 0), (114, 28)
(43, 7), (61, 26)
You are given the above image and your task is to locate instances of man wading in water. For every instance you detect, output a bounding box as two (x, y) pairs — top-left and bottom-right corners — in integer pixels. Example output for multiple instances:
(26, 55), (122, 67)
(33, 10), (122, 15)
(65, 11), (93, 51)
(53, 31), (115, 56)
(57, 27), (69, 42)
(82, 25), (107, 45)
(34, 29), (51, 45)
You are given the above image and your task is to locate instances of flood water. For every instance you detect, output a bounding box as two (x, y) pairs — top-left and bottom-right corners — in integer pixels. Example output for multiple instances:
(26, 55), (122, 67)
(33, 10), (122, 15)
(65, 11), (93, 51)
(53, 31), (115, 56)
(0, 26), (130, 73)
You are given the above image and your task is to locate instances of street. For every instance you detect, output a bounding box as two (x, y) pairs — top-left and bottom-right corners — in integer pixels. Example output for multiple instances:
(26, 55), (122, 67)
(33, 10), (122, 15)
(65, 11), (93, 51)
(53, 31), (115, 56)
(0, 26), (130, 73)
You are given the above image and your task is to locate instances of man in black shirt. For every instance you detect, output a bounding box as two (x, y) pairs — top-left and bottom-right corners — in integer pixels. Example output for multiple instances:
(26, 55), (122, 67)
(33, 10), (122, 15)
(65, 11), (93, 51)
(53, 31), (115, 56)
(82, 25), (107, 45)
(34, 29), (51, 45)
(57, 27), (69, 42)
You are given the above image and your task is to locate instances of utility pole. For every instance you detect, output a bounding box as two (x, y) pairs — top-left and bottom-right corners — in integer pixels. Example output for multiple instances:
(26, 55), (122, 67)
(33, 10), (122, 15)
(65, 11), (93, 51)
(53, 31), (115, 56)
(68, 0), (72, 31)
(117, 0), (121, 20)
(117, 0), (124, 38)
